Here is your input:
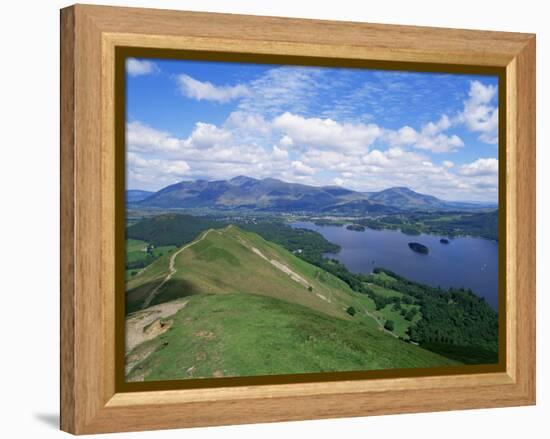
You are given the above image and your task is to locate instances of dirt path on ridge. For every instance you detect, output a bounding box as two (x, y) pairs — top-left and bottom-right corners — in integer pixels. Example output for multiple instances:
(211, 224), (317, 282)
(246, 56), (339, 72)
(141, 229), (214, 309)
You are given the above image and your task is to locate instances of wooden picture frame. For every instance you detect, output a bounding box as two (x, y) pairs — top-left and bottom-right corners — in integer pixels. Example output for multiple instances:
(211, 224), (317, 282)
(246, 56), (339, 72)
(60, 4), (536, 434)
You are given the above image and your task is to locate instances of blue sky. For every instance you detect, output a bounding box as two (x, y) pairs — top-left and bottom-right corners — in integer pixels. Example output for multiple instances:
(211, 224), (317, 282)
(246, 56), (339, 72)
(126, 57), (499, 202)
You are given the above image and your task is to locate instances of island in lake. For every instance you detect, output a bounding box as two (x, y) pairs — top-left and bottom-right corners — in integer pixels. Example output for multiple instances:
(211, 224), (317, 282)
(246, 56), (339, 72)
(408, 242), (429, 254)
(440, 238), (450, 244)
(346, 224), (366, 232)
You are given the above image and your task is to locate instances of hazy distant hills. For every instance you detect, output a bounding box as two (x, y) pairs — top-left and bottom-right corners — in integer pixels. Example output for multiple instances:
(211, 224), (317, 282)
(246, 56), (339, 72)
(126, 189), (154, 203)
(128, 176), (495, 213)
(367, 187), (446, 209)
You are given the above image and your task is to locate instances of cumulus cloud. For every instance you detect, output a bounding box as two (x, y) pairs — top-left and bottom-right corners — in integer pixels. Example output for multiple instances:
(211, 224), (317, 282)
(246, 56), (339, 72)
(422, 114), (452, 135)
(279, 135), (294, 147)
(126, 120), (292, 185)
(272, 145), (289, 161)
(385, 115), (464, 153)
(224, 111), (271, 134)
(273, 112), (380, 153)
(459, 158), (498, 176)
(127, 152), (190, 188)
(184, 122), (232, 149)
(457, 81), (499, 144)
(177, 74), (250, 103)
(291, 160), (315, 176)
(301, 150), (351, 170)
(126, 58), (159, 77)
(362, 149), (390, 166)
(127, 121), (181, 152)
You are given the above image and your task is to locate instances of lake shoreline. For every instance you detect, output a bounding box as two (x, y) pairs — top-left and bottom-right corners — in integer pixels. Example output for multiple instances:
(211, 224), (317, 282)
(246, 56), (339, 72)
(291, 221), (499, 310)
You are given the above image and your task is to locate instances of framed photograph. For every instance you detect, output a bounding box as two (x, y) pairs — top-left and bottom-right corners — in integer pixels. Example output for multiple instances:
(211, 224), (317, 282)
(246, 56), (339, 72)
(60, 4), (536, 434)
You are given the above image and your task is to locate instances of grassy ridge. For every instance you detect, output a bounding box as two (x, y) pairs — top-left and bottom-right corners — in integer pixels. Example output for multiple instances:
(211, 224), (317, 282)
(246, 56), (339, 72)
(131, 225), (371, 321)
(126, 293), (456, 382)
(126, 226), (458, 380)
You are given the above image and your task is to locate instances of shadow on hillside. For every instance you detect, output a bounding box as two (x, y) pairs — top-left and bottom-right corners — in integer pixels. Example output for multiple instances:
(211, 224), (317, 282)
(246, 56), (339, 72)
(126, 278), (201, 315)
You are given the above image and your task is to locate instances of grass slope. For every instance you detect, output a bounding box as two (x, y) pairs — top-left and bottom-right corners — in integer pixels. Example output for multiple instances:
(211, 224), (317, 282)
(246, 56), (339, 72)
(129, 225), (369, 320)
(127, 293), (456, 382)
(126, 225), (458, 380)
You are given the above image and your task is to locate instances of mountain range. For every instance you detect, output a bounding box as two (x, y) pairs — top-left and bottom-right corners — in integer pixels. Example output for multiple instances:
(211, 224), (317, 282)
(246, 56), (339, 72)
(128, 176), (494, 213)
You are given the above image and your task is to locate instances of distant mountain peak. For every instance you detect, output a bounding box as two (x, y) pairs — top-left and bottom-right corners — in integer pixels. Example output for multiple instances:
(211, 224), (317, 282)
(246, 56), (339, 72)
(230, 175), (258, 184)
(383, 186), (415, 192)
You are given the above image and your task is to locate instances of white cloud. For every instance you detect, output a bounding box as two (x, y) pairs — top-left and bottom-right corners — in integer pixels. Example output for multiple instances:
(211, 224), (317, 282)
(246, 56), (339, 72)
(126, 120), (295, 187)
(279, 135), (294, 147)
(127, 152), (190, 188)
(363, 147), (434, 172)
(128, 152), (190, 175)
(390, 126), (417, 144)
(126, 58), (159, 77)
(177, 74), (250, 103)
(333, 177), (345, 186)
(301, 150), (350, 169)
(415, 132), (464, 153)
(273, 112), (380, 153)
(443, 160), (455, 168)
(184, 122), (232, 149)
(363, 149), (390, 166)
(127, 121), (181, 152)
(459, 158), (498, 176)
(422, 114), (452, 135)
(272, 145), (289, 161)
(457, 81), (498, 144)
(224, 111), (271, 134)
(291, 160), (315, 176)
(385, 115), (464, 153)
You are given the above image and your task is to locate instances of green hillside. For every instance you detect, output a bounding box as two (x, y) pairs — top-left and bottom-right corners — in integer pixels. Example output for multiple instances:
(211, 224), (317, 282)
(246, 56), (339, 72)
(127, 293), (455, 382)
(125, 225), (457, 381)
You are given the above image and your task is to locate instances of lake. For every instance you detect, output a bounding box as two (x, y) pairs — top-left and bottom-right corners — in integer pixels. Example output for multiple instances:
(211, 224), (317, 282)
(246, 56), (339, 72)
(291, 221), (499, 310)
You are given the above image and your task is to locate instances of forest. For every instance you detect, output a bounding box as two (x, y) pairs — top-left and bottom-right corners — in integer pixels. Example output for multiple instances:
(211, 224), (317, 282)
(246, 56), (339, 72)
(355, 209), (498, 240)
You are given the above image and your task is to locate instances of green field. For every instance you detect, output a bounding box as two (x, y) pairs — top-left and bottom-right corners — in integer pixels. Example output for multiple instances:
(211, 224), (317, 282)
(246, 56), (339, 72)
(125, 238), (177, 277)
(125, 225), (457, 381)
(126, 238), (176, 263)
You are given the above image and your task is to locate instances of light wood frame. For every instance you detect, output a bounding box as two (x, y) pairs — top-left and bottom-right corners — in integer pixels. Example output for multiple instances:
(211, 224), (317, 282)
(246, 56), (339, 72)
(60, 4), (536, 434)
